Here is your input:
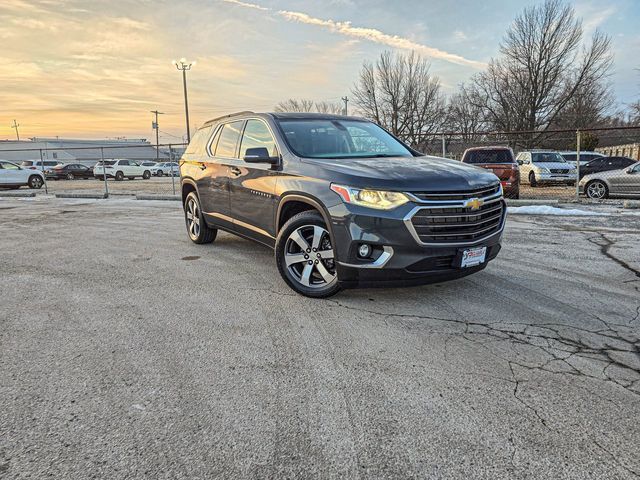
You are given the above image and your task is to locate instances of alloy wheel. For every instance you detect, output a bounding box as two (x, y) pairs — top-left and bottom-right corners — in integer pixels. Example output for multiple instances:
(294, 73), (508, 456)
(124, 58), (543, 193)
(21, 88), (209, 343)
(284, 225), (336, 288)
(186, 197), (201, 239)
(587, 181), (607, 199)
(29, 176), (43, 189)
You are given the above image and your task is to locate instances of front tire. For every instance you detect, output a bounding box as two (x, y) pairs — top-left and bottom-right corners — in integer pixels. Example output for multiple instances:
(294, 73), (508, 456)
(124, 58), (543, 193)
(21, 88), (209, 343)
(66, 173), (74, 180)
(157, 170), (164, 177)
(184, 192), (216, 244)
(142, 170), (151, 179)
(28, 175), (43, 189)
(115, 171), (124, 181)
(529, 172), (538, 187)
(585, 180), (608, 199)
(276, 211), (340, 298)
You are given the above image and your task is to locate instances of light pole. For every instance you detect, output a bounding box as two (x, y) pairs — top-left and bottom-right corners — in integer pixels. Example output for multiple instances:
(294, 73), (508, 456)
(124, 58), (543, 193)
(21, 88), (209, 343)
(172, 58), (195, 143)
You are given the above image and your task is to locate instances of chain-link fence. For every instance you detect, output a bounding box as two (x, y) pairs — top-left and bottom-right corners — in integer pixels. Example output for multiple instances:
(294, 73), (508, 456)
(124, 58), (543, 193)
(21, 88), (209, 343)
(418, 126), (640, 201)
(0, 143), (187, 197)
(2, 128), (639, 202)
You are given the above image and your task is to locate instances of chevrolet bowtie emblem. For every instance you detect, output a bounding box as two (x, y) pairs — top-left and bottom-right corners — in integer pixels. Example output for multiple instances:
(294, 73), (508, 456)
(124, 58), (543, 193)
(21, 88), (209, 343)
(464, 198), (484, 210)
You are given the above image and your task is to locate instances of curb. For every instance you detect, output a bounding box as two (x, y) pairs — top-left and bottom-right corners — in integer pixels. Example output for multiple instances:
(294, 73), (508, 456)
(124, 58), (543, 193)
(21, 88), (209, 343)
(0, 191), (37, 197)
(623, 200), (640, 209)
(136, 195), (181, 201)
(506, 199), (559, 206)
(55, 193), (108, 199)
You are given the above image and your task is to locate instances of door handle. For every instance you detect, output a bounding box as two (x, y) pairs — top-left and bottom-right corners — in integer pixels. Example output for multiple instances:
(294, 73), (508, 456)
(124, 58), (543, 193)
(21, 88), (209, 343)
(199, 163), (207, 171)
(230, 167), (242, 176)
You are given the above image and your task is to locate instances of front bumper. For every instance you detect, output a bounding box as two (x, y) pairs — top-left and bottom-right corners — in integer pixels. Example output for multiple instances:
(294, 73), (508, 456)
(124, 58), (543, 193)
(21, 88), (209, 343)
(535, 173), (576, 184)
(327, 198), (506, 289)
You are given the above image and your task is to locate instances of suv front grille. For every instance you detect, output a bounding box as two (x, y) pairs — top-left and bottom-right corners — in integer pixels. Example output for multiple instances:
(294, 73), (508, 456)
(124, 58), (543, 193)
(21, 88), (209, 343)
(409, 184), (500, 202)
(408, 200), (505, 244)
(549, 169), (569, 174)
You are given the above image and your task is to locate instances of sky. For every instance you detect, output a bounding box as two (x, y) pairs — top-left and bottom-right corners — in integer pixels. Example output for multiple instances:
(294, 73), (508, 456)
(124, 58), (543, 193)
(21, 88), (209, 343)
(0, 0), (638, 142)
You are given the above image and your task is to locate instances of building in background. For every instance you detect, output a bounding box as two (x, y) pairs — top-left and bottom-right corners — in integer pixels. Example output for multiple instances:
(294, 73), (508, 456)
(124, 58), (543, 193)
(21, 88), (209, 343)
(0, 138), (177, 166)
(596, 143), (640, 161)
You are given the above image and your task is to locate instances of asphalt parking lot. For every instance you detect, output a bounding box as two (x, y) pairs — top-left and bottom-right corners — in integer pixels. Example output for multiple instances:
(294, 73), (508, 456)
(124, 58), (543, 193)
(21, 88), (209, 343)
(1, 197), (639, 479)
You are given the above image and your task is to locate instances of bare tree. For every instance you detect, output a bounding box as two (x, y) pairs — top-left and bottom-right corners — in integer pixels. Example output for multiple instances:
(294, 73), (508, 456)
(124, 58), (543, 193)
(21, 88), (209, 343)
(469, 0), (613, 147)
(314, 101), (344, 114)
(274, 98), (343, 114)
(446, 85), (487, 140)
(352, 51), (446, 149)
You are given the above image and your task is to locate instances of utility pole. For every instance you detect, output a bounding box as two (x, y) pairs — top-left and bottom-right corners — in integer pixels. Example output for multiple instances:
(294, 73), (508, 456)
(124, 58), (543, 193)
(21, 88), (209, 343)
(150, 110), (164, 161)
(11, 120), (20, 141)
(173, 58), (195, 143)
(341, 96), (349, 116)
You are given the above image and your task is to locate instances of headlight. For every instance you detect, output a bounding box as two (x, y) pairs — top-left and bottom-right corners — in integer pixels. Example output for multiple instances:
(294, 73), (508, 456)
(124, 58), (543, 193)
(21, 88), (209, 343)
(330, 184), (409, 210)
(538, 167), (550, 173)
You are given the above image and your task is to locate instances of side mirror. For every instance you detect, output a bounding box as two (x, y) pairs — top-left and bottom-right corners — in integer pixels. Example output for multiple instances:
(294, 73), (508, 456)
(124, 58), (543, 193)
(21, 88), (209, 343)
(517, 159), (523, 165)
(243, 147), (278, 165)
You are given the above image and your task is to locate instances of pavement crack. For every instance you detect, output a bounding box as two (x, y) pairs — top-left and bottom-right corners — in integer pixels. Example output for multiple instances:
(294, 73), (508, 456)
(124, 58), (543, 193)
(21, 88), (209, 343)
(594, 440), (640, 478)
(587, 233), (640, 278)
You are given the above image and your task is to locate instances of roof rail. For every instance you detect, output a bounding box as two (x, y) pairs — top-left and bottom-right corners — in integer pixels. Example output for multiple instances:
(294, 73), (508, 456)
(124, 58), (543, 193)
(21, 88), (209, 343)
(203, 111), (255, 126)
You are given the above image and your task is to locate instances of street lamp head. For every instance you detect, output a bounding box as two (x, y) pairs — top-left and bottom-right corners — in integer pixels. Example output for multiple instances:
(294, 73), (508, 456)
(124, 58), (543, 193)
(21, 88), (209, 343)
(191, 60), (196, 67)
(180, 57), (186, 63)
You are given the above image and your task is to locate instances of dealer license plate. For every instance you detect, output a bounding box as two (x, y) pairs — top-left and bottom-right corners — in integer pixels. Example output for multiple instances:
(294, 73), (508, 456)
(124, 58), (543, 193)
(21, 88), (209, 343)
(460, 246), (487, 268)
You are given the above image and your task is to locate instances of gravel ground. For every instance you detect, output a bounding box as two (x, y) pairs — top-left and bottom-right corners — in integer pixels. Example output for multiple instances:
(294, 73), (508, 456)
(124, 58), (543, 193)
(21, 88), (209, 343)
(1, 197), (639, 479)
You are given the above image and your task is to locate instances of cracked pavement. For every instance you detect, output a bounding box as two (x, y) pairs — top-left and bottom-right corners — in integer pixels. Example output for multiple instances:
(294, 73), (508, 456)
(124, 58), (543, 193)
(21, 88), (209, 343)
(1, 197), (639, 479)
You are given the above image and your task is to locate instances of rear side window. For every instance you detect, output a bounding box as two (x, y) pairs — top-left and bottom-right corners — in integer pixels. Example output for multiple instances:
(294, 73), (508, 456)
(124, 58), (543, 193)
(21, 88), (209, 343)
(463, 149), (514, 164)
(185, 125), (214, 155)
(587, 159), (606, 168)
(239, 120), (278, 158)
(21, 161), (34, 166)
(215, 121), (244, 158)
(119, 160), (130, 166)
(561, 154), (576, 162)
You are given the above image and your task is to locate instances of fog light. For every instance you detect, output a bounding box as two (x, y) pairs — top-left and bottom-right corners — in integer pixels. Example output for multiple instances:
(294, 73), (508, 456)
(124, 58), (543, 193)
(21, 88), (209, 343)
(357, 244), (372, 258)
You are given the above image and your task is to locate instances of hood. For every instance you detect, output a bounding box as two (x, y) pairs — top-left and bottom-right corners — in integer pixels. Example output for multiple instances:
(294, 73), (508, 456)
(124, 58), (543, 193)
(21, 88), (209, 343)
(305, 155), (500, 192)
(534, 162), (573, 169)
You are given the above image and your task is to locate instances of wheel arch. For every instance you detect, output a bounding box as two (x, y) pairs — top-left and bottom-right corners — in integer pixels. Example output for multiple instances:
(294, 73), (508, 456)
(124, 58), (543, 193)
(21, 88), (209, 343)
(181, 179), (198, 205)
(276, 194), (333, 237)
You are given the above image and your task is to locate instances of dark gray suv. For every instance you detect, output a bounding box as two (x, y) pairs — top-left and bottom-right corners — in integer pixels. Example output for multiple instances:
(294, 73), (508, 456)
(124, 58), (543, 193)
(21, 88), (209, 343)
(180, 112), (505, 297)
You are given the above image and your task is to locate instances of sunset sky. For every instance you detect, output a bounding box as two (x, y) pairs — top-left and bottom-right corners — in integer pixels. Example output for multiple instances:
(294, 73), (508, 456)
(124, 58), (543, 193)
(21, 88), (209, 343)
(1, 0), (638, 142)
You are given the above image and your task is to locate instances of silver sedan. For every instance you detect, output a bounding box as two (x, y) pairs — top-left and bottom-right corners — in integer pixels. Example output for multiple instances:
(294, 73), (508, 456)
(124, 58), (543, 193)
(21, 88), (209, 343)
(580, 161), (640, 199)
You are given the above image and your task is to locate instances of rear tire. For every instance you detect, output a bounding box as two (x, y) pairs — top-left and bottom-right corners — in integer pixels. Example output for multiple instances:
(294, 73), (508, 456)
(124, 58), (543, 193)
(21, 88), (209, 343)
(184, 192), (217, 244)
(66, 173), (74, 180)
(529, 172), (537, 187)
(276, 211), (341, 298)
(115, 171), (124, 181)
(28, 175), (43, 189)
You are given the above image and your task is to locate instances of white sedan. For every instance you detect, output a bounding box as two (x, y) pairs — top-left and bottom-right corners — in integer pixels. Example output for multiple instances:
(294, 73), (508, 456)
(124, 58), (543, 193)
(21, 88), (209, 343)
(0, 161), (45, 189)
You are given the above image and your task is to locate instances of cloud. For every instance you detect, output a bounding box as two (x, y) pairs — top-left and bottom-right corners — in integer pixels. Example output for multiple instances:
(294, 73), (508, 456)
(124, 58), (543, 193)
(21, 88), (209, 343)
(574, 1), (617, 36)
(222, 0), (485, 69)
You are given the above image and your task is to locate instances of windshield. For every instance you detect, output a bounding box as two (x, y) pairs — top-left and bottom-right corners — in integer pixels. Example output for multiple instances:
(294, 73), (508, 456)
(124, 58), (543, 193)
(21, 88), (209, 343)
(277, 119), (413, 159)
(463, 149), (513, 164)
(532, 152), (567, 164)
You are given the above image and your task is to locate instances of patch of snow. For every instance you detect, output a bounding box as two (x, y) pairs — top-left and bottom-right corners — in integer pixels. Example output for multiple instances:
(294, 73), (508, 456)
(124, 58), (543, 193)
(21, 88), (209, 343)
(507, 205), (609, 216)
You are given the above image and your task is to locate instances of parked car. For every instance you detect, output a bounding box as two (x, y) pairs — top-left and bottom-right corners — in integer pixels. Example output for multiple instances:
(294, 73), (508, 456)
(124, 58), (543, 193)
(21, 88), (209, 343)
(560, 151), (604, 167)
(180, 112), (506, 298)
(93, 159), (152, 181)
(49, 163), (94, 180)
(515, 151), (576, 186)
(578, 156), (636, 180)
(152, 162), (179, 176)
(21, 160), (62, 178)
(580, 161), (640, 199)
(461, 146), (519, 199)
(0, 161), (45, 189)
